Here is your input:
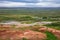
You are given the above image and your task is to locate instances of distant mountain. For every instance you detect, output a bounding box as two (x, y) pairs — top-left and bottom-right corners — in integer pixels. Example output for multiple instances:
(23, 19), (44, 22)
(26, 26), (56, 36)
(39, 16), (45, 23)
(0, 7), (60, 10)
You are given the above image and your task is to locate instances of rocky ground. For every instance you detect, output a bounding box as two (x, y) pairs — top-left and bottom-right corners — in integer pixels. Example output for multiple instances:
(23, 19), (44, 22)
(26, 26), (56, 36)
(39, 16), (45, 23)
(0, 28), (46, 40)
(39, 27), (60, 40)
(0, 25), (60, 40)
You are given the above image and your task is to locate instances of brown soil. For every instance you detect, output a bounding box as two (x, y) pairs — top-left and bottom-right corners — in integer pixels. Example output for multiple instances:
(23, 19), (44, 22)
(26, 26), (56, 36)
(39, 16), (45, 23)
(0, 25), (60, 40)
(0, 27), (46, 40)
(39, 27), (60, 40)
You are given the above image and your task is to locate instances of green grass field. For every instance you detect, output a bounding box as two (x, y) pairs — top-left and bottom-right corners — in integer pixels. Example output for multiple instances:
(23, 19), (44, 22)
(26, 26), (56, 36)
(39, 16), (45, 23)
(0, 10), (60, 22)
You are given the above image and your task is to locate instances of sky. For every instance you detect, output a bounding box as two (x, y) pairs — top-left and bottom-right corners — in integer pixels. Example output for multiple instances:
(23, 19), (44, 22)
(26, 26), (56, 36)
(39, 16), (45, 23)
(0, 0), (60, 7)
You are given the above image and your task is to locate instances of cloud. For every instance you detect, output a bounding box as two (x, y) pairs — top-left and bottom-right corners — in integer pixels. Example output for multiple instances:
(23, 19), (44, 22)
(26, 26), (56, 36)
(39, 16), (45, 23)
(0, 0), (60, 7)
(36, 2), (60, 7)
(0, 1), (27, 7)
(0, 0), (38, 3)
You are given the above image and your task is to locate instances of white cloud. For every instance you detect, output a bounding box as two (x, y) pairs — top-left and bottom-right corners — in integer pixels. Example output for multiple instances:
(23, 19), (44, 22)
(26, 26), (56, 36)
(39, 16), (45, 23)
(0, 1), (60, 7)
(36, 2), (60, 7)
(38, 0), (53, 2)
(0, 1), (27, 7)
(25, 0), (33, 1)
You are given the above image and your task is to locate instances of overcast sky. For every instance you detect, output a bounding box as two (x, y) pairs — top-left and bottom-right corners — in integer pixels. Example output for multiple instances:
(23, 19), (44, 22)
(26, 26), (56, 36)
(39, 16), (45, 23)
(0, 0), (60, 7)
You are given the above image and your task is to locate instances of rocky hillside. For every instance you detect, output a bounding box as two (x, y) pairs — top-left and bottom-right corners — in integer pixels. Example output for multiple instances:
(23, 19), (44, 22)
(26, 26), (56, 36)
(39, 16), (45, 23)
(0, 25), (60, 40)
